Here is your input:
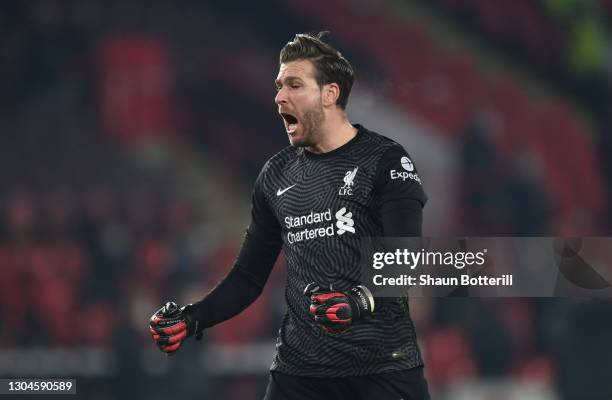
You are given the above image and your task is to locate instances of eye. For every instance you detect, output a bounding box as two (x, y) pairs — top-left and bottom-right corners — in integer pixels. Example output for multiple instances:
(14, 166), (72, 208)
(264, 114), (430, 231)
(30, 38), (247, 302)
(290, 84), (300, 89)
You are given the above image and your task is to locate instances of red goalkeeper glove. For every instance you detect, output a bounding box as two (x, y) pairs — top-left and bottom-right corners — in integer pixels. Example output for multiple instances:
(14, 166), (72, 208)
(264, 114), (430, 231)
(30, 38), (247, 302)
(149, 301), (202, 354)
(304, 283), (375, 334)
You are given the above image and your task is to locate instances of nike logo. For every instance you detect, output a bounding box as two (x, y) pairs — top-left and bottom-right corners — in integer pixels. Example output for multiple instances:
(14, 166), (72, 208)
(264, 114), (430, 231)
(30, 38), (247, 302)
(276, 184), (296, 196)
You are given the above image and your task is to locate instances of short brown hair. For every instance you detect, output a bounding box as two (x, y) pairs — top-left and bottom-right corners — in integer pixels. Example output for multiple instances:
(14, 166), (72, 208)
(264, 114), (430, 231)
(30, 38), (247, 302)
(279, 32), (354, 109)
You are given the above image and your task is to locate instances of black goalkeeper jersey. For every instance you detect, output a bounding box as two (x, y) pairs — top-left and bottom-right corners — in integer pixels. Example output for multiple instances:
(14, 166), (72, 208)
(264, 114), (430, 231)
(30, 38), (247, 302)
(248, 124), (427, 377)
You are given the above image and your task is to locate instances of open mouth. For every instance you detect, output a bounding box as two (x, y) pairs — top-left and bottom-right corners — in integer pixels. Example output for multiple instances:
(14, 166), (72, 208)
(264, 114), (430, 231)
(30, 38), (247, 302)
(280, 112), (299, 134)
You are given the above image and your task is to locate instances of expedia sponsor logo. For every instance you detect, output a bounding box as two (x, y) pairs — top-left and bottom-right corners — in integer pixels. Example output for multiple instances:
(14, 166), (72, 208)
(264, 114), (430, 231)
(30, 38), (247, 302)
(390, 156), (421, 184)
(390, 169), (422, 184)
(285, 207), (355, 244)
(401, 156), (414, 172)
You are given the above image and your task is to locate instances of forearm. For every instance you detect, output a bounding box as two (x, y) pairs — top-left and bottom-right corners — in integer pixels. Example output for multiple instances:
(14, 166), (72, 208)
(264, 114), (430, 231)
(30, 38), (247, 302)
(185, 263), (264, 329)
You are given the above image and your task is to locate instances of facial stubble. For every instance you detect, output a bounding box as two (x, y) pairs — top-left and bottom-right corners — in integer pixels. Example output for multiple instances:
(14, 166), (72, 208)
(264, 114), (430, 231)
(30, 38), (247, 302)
(289, 100), (325, 149)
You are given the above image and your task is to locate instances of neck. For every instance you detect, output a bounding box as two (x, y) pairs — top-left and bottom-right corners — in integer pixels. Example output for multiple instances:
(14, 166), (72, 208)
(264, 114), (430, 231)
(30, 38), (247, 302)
(306, 116), (357, 154)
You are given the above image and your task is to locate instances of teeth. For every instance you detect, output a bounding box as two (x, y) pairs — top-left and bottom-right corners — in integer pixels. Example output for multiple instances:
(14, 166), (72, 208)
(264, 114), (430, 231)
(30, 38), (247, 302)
(287, 122), (298, 134)
(280, 111), (298, 134)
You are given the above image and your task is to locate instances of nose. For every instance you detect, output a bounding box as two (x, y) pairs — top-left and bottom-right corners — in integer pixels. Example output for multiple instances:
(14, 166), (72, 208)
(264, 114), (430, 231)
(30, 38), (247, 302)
(275, 87), (287, 106)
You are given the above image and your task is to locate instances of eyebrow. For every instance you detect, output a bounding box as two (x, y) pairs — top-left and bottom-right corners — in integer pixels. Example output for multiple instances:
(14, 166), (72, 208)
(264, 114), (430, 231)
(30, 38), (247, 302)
(275, 76), (304, 86)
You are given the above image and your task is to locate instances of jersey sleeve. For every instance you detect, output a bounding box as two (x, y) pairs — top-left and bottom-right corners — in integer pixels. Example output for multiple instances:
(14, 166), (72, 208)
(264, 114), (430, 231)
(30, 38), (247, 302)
(373, 146), (427, 236)
(373, 146), (427, 207)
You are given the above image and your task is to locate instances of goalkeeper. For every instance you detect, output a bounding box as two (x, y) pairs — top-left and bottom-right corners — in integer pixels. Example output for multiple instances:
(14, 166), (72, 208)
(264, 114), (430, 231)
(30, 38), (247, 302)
(150, 32), (430, 400)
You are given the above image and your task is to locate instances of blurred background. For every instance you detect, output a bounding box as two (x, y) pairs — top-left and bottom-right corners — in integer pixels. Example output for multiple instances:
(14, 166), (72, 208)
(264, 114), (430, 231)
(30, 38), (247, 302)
(0, 0), (611, 398)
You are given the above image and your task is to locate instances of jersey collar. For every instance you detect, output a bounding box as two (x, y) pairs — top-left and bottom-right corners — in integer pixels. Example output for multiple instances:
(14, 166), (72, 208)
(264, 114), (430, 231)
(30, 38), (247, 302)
(302, 124), (365, 159)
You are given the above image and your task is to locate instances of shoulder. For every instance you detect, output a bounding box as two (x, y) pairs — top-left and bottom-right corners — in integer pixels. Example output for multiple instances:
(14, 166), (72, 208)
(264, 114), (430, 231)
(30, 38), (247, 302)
(357, 126), (426, 203)
(260, 145), (299, 177)
(254, 145), (300, 196)
(356, 125), (414, 163)
(266, 145), (299, 168)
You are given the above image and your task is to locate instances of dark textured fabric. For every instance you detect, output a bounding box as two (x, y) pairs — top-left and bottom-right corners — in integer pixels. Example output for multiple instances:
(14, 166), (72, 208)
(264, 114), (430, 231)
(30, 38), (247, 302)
(261, 125), (427, 376)
(263, 367), (430, 400)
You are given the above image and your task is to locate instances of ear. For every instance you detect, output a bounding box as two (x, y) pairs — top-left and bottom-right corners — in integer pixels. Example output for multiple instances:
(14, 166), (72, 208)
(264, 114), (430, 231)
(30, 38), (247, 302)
(322, 83), (340, 107)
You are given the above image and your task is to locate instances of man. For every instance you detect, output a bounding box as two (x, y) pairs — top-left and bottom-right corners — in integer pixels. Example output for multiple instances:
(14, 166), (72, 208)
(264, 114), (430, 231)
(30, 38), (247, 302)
(149, 32), (430, 399)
